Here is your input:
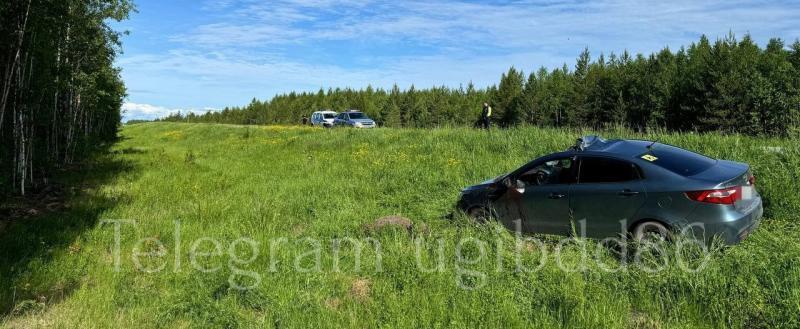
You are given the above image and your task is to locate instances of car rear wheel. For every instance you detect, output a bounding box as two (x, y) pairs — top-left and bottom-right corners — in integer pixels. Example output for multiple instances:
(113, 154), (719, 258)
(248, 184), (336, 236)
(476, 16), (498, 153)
(467, 207), (492, 224)
(632, 221), (670, 243)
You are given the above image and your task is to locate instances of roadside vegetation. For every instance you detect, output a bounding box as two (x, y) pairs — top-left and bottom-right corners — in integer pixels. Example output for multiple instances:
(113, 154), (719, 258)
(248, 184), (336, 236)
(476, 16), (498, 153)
(1, 123), (798, 328)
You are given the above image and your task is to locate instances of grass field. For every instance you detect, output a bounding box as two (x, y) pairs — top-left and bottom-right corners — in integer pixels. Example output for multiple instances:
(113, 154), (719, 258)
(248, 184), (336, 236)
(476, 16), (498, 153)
(1, 122), (799, 328)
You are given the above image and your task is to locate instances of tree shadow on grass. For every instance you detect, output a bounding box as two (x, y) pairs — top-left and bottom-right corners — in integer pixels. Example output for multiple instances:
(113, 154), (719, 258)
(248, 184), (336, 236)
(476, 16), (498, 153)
(0, 144), (139, 317)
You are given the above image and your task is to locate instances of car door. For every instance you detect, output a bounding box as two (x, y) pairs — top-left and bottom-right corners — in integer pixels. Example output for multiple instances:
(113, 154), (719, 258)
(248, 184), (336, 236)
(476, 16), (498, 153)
(514, 157), (577, 235)
(570, 156), (647, 238)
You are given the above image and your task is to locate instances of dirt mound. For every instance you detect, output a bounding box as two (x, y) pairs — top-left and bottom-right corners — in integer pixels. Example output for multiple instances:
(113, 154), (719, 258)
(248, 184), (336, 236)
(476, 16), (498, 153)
(366, 215), (413, 232)
(349, 278), (371, 302)
(364, 215), (429, 236)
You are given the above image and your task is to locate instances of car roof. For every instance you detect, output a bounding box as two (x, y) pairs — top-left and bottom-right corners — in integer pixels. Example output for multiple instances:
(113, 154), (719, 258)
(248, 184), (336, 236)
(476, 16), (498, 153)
(313, 110), (337, 114)
(581, 138), (654, 158)
(508, 139), (654, 176)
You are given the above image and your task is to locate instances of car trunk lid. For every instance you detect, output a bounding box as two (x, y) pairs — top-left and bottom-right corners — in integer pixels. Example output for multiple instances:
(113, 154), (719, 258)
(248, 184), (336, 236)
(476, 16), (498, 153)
(689, 160), (758, 211)
(690, 160), (747, 186)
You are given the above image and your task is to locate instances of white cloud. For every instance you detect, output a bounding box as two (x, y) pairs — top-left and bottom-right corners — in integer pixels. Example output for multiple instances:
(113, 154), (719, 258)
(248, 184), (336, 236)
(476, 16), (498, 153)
(120, 48), (566, 98)
(172, 23), (304, 46)
(122, 102), (219, 122)
(183, 0), (799, 51)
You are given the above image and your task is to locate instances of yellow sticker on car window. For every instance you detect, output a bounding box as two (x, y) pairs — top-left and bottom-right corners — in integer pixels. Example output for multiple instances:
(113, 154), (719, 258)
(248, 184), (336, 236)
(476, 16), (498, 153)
(641, 154), (658, 162)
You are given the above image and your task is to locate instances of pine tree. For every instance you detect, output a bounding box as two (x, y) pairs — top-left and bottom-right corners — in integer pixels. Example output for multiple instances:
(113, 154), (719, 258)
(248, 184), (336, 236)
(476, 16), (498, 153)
(519, 73), (540, 124)
(493, 67), (525, 126)
(380, 84), (402, 127)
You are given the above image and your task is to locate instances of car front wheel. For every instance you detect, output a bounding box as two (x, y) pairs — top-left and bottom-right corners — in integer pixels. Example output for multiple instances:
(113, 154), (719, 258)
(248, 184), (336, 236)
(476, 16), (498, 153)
(467, 206), (492, 224)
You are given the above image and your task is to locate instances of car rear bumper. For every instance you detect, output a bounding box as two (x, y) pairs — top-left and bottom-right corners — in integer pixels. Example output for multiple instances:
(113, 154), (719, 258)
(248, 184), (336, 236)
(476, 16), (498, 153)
(684, 197), (763, 244)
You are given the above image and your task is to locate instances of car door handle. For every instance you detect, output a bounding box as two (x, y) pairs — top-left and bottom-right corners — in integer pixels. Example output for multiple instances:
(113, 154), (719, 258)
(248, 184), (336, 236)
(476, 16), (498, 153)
(548, 192), (566, 199)
(618, 189), (640, 197)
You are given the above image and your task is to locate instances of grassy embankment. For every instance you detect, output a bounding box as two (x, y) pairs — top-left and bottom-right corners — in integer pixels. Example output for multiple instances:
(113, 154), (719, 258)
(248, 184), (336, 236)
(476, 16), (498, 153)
(1, 122), (799, 328)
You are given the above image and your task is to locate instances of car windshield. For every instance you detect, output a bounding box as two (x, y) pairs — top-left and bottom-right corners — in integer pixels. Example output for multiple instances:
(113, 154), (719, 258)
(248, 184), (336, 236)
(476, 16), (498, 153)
(641, 143), (716, 176)
(520, 158), (575, 185)
(323, 113), (336, 119)
(348, 112), (367, 119)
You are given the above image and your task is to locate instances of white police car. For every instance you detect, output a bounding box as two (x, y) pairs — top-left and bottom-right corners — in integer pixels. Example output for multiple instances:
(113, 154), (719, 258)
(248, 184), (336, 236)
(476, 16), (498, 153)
(310, 110), (338, 128)
(333, 110), (376, 128)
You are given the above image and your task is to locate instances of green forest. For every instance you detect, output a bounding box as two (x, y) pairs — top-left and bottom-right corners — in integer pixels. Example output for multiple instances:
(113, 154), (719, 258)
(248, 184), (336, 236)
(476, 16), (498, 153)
(0, 0), (132, 195)
(160, 34), (800, 137)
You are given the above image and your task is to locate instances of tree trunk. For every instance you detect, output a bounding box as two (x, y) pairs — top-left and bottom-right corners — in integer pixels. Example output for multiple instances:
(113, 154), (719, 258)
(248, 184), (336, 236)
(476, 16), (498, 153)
(0, 0), (31, 131)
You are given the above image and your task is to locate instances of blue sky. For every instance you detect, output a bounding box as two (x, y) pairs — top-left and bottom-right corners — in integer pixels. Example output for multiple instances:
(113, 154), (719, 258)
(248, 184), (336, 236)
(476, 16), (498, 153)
(116, 0), (800, 121)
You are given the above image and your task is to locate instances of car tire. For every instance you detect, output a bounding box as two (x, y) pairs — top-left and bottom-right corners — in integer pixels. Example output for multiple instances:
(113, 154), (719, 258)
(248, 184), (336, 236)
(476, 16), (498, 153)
(467, 206), (492, 224)
(632, 220), (670, 243)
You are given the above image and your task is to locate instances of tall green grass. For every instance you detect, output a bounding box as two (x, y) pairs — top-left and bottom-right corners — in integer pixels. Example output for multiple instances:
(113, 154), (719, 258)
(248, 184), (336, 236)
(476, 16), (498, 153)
(1, 123), (799, 328)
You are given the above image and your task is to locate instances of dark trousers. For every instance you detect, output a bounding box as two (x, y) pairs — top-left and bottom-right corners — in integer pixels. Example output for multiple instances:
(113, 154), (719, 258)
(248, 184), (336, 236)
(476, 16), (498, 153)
(482, 116), (491, 129)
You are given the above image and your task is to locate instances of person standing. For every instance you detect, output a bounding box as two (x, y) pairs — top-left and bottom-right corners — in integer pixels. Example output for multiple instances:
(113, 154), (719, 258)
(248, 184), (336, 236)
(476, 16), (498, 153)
(481, 102), (492, 129)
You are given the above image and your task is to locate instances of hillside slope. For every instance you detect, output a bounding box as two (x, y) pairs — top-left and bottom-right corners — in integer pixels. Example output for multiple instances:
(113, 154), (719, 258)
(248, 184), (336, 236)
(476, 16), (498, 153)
(2, 123), (799, 328)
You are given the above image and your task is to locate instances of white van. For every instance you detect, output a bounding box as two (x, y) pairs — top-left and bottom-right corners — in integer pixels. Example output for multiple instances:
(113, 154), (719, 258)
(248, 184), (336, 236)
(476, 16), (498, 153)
(310, 110), (338, 127)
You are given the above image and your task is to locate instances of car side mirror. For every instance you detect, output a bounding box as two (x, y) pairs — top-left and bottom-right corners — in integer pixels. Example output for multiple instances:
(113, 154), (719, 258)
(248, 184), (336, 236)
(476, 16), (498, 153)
(501, 177), (513, 189)
(502, 177), (525, 189)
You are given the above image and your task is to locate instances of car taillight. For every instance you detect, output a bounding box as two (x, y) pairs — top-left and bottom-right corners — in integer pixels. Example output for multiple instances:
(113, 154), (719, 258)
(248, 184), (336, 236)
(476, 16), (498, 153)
(685, 186), (742, 205)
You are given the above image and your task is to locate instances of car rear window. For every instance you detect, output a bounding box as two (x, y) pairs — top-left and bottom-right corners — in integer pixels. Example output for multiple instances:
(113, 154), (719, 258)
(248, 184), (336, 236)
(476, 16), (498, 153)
(639, 144), (716, 176)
